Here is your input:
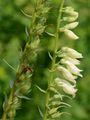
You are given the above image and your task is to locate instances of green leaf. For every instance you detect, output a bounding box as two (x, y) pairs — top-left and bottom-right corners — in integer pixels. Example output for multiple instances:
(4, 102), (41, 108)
(3, 59), (16, 71)
(38, 106), (43, 118)
(59, 102), (71, 107)
(45, 31), (55, 37)
(48, 52), (53, 60)
(17, 95), (31, 100)
(20, 9), (32, 18)
(35, 85), (46, 94)
(49, 107), (58, 115)
(51, 112), (61, 118)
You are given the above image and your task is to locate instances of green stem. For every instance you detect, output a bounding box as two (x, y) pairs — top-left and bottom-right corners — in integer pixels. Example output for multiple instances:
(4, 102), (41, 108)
(1, 112), (6, 120)
(55, 0), (65, 52)
(43, 0), (65, 120)
(43, 89), (49, 120)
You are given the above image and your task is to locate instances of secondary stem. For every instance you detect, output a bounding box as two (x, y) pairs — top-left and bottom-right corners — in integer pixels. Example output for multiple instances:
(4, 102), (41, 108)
(43, 0), (65, 120)
(1, 3), (37, 120)
(2, 82), (16, 120)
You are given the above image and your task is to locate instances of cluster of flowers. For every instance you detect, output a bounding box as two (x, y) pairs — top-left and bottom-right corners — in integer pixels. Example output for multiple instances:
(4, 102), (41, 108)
(53, 6), (83, 98)
(60, 6), (79, 40)
(55, 47), (83, 97)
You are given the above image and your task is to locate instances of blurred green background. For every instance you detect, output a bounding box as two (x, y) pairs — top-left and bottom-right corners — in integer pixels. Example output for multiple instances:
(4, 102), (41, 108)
(0, 0), (90, 120)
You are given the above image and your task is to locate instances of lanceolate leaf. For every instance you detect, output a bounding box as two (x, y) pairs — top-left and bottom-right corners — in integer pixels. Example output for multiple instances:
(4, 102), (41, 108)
(17, 95), (31, 100)
(35, 85), (46, 94)
(45, 31), (55, 37)
(38, 106), (43, 118)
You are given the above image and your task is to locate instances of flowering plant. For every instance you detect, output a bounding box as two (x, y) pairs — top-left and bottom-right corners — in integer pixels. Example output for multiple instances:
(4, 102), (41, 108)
(1, 0), (83, 120)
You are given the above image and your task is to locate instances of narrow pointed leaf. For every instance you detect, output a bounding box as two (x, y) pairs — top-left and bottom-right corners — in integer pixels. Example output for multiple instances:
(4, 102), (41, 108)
(38, 106), (43, 118)
(17, 95), (31, 100)
(45, 31), (55, 37)
(35, 85), (46, 94)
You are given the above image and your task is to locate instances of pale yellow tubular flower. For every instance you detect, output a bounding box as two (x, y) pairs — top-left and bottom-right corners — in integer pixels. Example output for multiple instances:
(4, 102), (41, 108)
(61, 47), (83, 58)
(59, 22), (79, 33)
(63, 6), (74, 13)
(64, 29), (79, 40)
(61, 57), (80, 65)
(62, 81), (77, 97)
(62, 6), (79, 22)
(64, 22), (79, 29)
(57, 66), (76, 84)
(69, 11), (78, 18)
(63, 16), (78, 22)
(63, 61), (83, 77)
(55, 78), (77, 97)
(64, 7), (79, 19)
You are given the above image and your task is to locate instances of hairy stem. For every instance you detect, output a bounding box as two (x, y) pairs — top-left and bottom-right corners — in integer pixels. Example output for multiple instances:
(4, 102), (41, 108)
(2, 82), (15, 120)
(43, 0), (65, 120)
(1, 3), (38, 120)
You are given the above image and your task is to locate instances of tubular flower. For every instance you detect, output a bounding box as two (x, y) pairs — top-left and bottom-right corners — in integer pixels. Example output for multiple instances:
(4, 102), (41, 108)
(54, 46), (83, 97)
(60, 6), (79, 40)
(63, 16), (78, 22)
(61, 57), (80, 65)
(64, 29), (79, 40)
(64, 22), (79, 30)
(63, 6), (79, 22)
(57, 66), (76, 84)
(61, 47), (83, 58)
(61, 60), (83, 77)
(55, 78), (77, 97)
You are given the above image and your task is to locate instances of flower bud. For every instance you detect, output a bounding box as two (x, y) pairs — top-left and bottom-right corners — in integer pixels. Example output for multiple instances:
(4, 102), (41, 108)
(30, 39), (40, 49)
(64, 29), (79, 40)
(64, 22), (79, 29)
(61, 47), (83, 58)
(57, 66), (76, 84)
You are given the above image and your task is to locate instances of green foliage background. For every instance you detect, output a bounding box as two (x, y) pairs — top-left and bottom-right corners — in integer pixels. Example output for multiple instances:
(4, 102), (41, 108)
(0, 0), (90, 120)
